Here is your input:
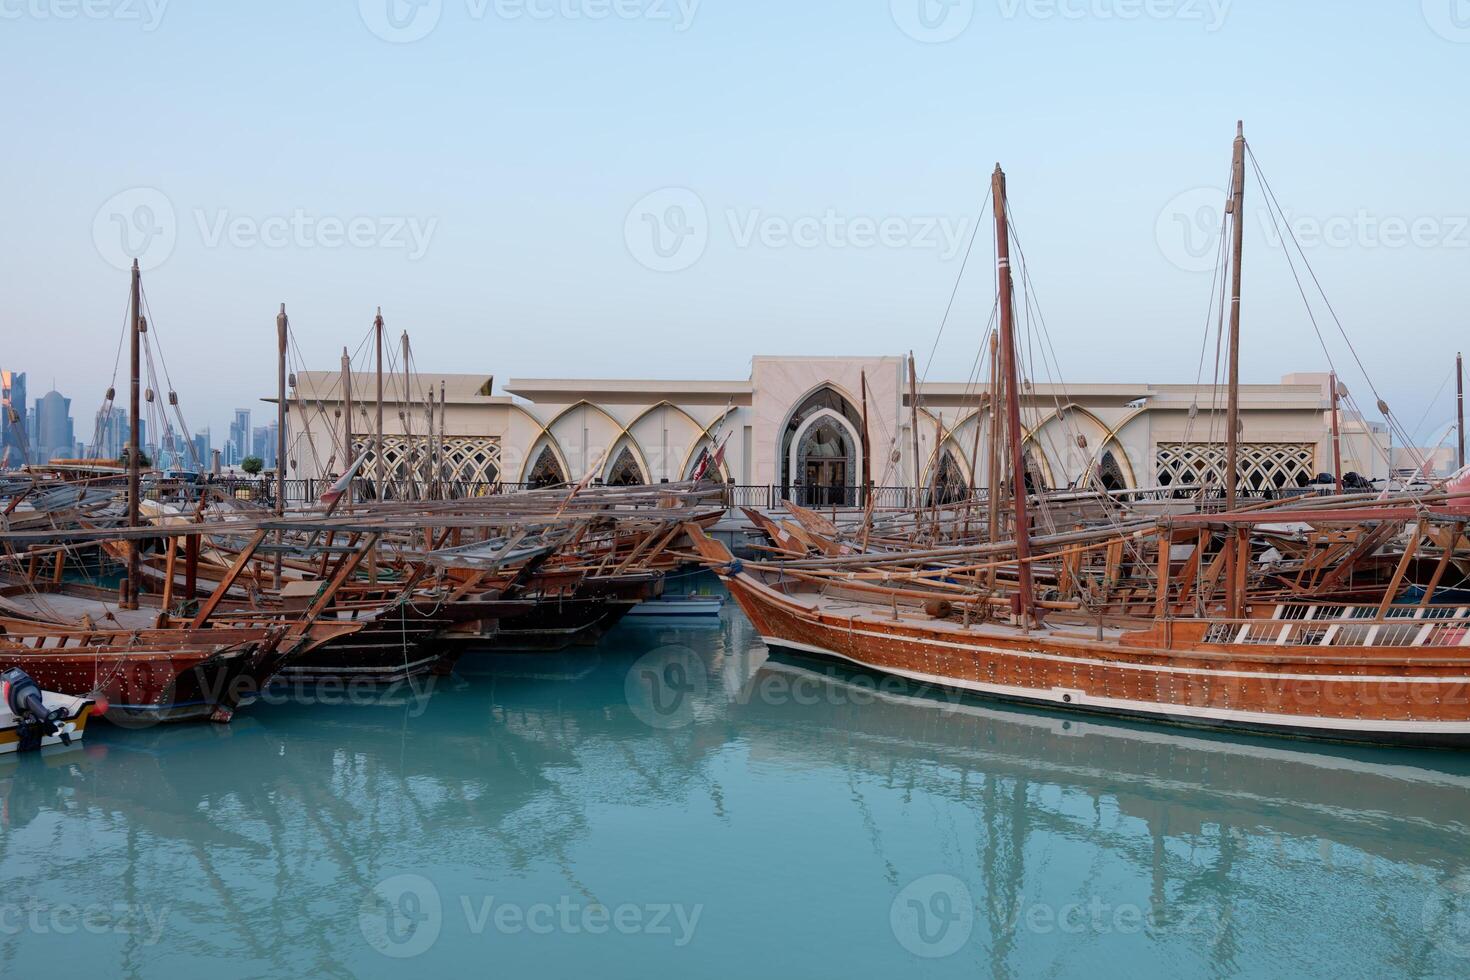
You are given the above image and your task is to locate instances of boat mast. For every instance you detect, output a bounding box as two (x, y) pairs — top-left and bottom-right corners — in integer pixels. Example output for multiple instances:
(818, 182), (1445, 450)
(124, 259), (142, 610)
(1330, 370), (1343, 494)
(341, 346), (353, 491)
(1458, 352), (1465, 470)
(908, 351), (922, 525)
(401, 331), (414, 499)
(992, 164), (1034, 624)
(374, 308), (385, 499)
(859, 370), (874, 549)
(986, 330), (1001, 558)
(275, 303), (288, 589)
(1225, 121), (1246, 511)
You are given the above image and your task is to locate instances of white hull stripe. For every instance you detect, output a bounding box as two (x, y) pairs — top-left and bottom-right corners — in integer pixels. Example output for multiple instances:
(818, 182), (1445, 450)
(762, 636), (1470, 736)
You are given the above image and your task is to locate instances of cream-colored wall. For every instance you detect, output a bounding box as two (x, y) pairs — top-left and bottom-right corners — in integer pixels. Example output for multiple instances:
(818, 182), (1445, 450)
(282, 361), (1391, 489)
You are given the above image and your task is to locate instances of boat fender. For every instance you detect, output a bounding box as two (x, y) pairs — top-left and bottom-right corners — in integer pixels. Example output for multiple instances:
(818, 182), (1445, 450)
(1, 668), (70, 747)
(718, 559), (744, 577)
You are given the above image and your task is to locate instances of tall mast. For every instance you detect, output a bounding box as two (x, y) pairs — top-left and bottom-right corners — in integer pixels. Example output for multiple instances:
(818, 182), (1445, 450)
(438, 379), (446, 498)
(124, 259), (142, 610)
(401, 331), (414, 499)
(993, 164), (1034, 624)
(859, 370), (872, 502)
(1225, 120), (1246, 511)
(374, 308), (385, 498)
(341, 346), (353, 484)
(1329, 370), (1343, 494)
(908, 352), (922, 524)
(275, 303), (288, 589)
(986, 330), (1001, 553)
(1458, 352), (1465, 471)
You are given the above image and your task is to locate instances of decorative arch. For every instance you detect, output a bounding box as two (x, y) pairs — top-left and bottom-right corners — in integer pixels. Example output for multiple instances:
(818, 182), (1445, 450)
(522, 439), (570, 488)
(605, 444), (648, 486)
(1095, 449), (1128, 491)
(929, 449), (969, 505)
(684, 438), (732, 482)
(788, 408), (863, 507)
(778, 385), (866, 503)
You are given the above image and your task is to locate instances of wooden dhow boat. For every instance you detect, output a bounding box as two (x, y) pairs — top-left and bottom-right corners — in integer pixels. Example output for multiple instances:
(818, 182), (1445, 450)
(693, 144), (1470, 748)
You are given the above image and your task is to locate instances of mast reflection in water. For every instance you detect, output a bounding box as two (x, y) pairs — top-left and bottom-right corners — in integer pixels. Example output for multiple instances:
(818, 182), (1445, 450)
(0, 582), (1467, 979)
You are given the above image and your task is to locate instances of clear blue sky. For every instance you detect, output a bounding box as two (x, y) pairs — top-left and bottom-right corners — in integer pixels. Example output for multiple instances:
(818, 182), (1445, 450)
(2, 0), (1466, 446)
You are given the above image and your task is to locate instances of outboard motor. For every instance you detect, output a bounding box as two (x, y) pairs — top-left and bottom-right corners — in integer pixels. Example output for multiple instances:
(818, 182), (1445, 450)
(1, 668), (70, 748)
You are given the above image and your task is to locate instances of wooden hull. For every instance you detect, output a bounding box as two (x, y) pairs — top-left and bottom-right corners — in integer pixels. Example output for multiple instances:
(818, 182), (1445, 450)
(0, 632), (272, 725)
(720, 573), (1470, 748)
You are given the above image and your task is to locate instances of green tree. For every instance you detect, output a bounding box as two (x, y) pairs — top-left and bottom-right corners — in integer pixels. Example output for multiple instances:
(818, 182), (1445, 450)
(241, 455), (264, 475)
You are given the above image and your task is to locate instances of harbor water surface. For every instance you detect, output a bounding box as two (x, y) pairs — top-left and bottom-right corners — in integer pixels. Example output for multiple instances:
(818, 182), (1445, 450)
(2, 579), (1469, 978)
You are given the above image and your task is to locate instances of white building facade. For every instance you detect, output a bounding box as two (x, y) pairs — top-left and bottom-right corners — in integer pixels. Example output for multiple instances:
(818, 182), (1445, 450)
(281, 356), (1390, 500)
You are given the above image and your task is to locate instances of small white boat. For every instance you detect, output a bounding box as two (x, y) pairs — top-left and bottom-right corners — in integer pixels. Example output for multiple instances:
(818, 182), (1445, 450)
(0, 669), (95, 755)
(626, 595), (725, 618)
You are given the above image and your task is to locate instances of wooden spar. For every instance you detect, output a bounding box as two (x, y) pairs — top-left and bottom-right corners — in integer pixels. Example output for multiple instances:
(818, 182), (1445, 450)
(860, 371), (872, 502)
(340, 346), (353, 490)
(275, 303), (288, 590)
(993, 164), (1035, 623)
(1224, 121), (1247, 619)
(185, 532), (199, 601)
(1419, 521), (1463, 609)
(908, 351), (922, 523)
(432, 379), (443, 499)
(1330, 370), (1343, 494)
(401, 331), (414, 500)
(966, 343), (987, 541)
(286, 532), (382, 639)
(124, 259), (142, 610)
(188, 529), (268, 628)
(424, 386), (434, 498)
(1225, 120), (1246, 515)
(374, 308), (385, 498)
(986, 330), (1001, 585)
(1376, 520), (1426, 618)
(1458, 352), (1465, 470)
(860, 371), (874, 551)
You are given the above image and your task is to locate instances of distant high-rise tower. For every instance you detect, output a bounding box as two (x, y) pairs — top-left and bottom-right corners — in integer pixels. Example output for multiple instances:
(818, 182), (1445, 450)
(35, 390), (73, 463)
(230, 409), (251, 465)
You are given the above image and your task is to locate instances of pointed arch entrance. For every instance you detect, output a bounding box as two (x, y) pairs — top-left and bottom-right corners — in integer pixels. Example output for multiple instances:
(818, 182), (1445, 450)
(779, 386), (865, 507)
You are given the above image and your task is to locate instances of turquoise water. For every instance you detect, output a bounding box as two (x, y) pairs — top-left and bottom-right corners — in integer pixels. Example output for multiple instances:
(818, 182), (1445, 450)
(2, 578), (1469, 979)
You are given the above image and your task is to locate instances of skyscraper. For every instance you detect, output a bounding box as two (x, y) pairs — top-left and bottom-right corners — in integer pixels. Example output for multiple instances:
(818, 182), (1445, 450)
(230, 409), (251, 465)
(191, 428), (211, 472)
(91, 406), (127, 460)
(35, 389), (73, 463)
(252, 423), (279, 468)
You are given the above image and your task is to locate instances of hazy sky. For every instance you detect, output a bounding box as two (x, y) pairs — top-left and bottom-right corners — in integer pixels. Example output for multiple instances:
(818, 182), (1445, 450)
(2, 0), (1467, 446)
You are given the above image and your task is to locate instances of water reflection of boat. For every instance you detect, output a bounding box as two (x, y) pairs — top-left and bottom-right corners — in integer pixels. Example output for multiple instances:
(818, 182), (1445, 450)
(745, 656), (1470, 871)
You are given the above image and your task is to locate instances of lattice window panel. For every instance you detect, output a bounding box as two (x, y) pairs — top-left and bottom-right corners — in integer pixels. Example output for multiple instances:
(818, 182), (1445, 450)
(607, 447), (646, 486)
(1155, 443), (1315, 491)
(353, 436), (500, 485)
